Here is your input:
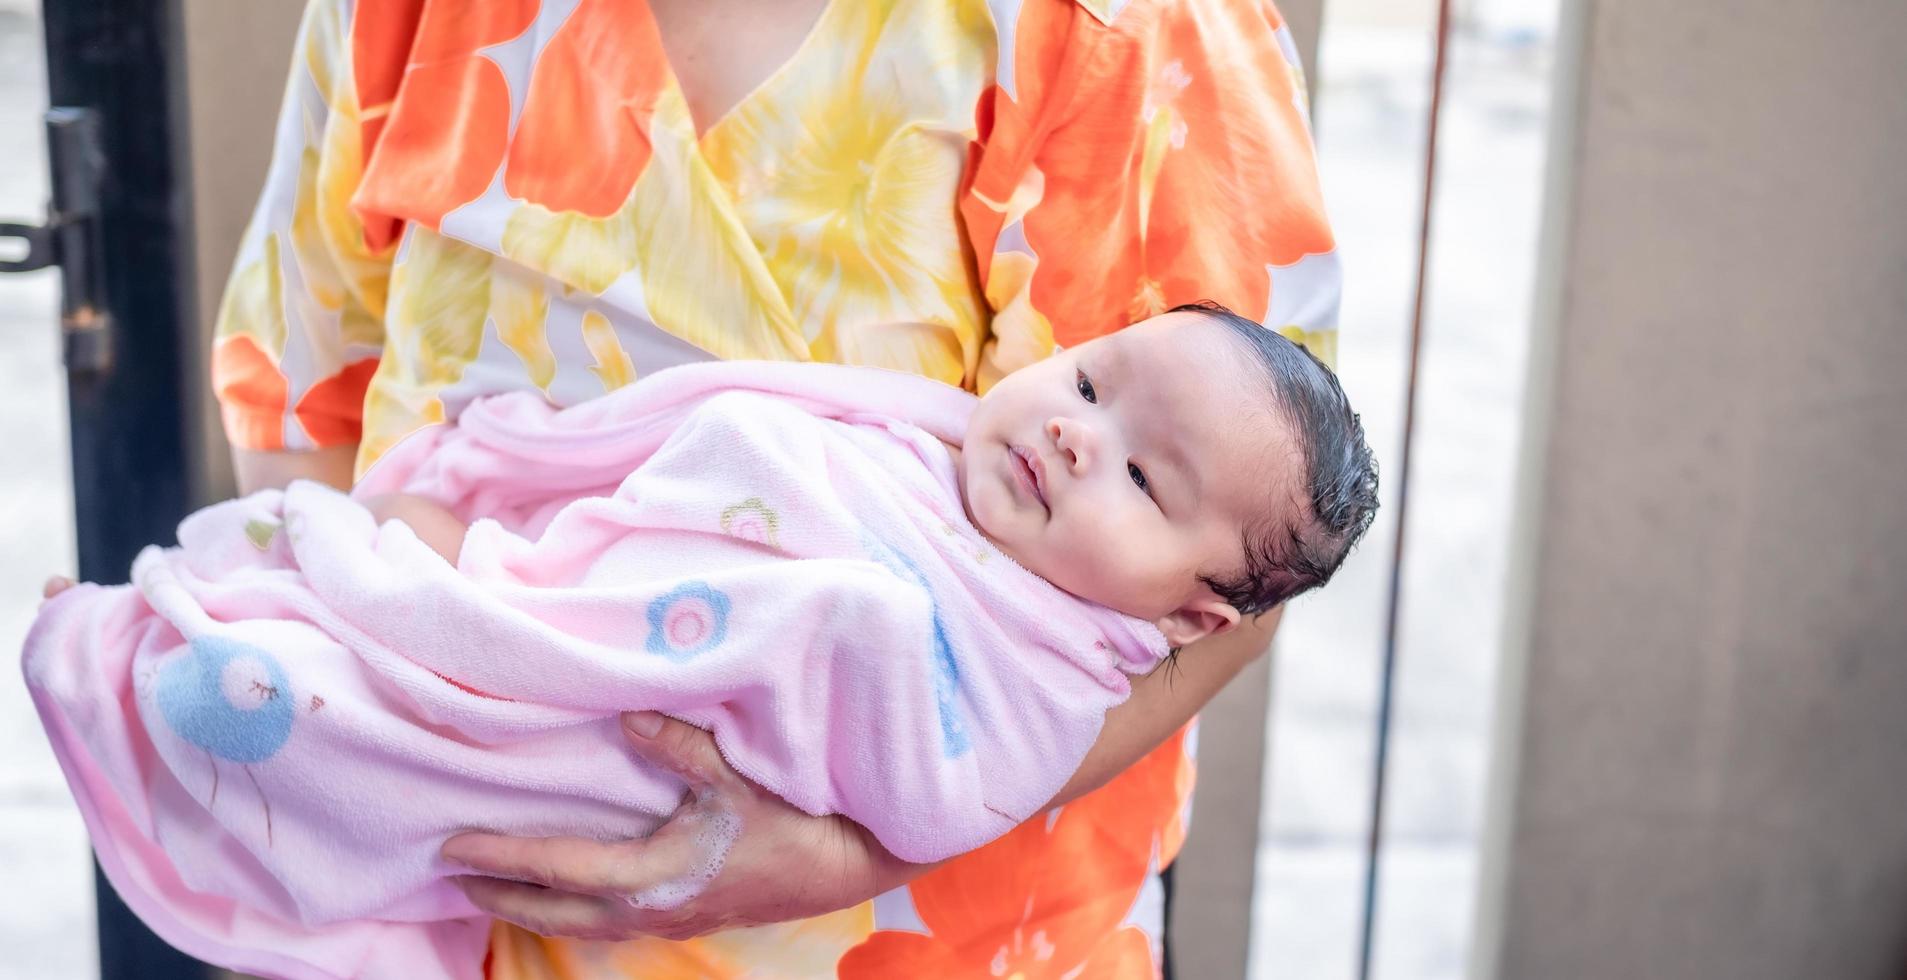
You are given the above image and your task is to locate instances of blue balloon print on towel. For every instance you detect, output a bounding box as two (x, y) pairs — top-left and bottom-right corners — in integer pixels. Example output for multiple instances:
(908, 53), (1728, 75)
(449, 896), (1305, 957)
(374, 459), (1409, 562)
(863, 537), (970, 757)
(154, 635), (294, 844)
(646, 582), (732, 661)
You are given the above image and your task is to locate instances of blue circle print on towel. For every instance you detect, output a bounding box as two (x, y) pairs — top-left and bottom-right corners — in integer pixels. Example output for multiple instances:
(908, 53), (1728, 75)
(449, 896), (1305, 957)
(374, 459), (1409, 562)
(155, 635), (295, 764)
(645, 582), (732, 661)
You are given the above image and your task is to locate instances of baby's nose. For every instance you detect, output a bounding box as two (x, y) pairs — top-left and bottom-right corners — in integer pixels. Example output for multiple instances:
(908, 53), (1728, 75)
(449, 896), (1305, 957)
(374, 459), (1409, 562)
(1047, 417), (1095, 472)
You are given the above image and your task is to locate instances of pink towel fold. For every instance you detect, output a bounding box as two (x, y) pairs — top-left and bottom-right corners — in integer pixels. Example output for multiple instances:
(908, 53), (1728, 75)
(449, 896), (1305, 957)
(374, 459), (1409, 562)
(23, 360), (1166, 980)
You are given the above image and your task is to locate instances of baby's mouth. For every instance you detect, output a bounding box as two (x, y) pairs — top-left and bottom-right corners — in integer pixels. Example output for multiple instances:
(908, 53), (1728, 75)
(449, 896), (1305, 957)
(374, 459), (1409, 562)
(1010, 444), (1050, 512)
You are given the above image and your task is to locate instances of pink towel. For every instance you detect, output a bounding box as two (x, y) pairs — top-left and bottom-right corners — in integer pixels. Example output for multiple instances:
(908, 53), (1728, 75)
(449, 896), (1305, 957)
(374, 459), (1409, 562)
(22, 361), (1167, 980)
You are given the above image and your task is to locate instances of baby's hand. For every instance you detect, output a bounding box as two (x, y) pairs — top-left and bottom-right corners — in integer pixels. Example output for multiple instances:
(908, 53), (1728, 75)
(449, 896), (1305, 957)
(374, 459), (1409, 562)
(40, 575), (76, 606)
(363, 493), (469, 565)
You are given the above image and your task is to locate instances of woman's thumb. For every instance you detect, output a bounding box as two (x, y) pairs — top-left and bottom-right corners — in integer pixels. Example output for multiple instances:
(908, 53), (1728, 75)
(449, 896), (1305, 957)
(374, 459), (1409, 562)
(621, 712), (734, 790)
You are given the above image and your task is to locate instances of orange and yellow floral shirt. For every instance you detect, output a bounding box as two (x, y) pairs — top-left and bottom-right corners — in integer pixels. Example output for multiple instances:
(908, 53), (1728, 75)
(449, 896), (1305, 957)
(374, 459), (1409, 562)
(212, 0), (1338, 975)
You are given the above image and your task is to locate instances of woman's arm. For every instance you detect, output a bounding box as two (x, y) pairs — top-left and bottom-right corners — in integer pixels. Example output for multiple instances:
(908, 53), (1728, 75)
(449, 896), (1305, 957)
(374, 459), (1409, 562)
(215, 0), (389, 492)
(233, 445), (359, 495)
(1052, 607), (1279, 805)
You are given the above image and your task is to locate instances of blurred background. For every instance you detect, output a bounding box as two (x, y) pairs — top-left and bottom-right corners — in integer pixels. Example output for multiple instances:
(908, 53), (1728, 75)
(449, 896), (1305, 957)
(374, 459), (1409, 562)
(2, 0), (1902, 978)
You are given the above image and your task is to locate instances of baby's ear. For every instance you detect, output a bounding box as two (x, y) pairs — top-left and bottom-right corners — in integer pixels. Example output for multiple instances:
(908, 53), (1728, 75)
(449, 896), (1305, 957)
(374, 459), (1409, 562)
(1154, 596), (1241, 648)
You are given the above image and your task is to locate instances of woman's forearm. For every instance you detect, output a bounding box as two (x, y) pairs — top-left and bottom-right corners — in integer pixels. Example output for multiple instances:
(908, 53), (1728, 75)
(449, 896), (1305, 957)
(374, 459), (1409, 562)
(1047, 607), (1282, 808)
(233, 444), (359, 495)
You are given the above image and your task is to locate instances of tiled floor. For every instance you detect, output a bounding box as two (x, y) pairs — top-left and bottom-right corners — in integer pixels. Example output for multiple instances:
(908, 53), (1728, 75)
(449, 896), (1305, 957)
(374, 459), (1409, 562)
(0, 3), (1553, 978)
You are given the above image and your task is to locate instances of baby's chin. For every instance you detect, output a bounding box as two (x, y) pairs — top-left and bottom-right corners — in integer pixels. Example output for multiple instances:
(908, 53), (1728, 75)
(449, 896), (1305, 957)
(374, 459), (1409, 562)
(963, 489), (1027, 568)
(959, 478), (1045, 572)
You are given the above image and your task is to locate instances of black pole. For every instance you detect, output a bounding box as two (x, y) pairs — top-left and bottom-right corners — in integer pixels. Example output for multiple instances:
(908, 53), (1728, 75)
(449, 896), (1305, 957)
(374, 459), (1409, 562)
(38, 0), (207, 976)
(41, 0), (195, 572)
(1356, 0), (1455, 977)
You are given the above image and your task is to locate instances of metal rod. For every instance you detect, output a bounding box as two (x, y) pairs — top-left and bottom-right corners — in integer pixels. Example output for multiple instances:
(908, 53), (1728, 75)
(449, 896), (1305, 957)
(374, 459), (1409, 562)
(1356, 0), (1455, 976)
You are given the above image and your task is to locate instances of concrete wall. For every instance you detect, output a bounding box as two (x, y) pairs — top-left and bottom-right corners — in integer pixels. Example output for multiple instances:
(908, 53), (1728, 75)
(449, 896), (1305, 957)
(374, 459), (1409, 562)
(1474, 1), (1907, 978)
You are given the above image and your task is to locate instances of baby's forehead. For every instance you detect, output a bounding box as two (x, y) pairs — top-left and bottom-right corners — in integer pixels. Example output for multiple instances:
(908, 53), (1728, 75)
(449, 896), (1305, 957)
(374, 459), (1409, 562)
(1118, 320), (1290, 434)
(1197, 401), (1306, 526)
(1179, 361), (1309, 515)
(1087, 311), (1310, 515)
(1103, 311), (1274, 390)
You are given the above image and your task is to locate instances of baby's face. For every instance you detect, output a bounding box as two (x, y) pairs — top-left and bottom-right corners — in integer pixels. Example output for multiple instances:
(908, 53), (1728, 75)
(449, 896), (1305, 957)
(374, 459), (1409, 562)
(960, 312), (1303, 647)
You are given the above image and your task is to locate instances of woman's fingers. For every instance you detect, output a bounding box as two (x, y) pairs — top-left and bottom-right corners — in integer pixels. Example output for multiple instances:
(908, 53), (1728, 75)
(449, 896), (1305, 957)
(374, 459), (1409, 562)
(608, 791), (742, 912)
(440, 819), (723, 907)
(450, 876), (618, 940)
(620, 712), (745, 794)
(41, 576), (75, 599)
(437, 716), (836, 942)
(443, 822), (729, 939)
(442, 833), (641, 896)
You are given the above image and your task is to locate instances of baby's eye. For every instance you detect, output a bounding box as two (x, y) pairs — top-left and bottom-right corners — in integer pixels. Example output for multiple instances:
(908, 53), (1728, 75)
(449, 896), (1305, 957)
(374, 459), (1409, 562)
(1128, 461), (1151, 495)
(1076, 371), (1097, 404)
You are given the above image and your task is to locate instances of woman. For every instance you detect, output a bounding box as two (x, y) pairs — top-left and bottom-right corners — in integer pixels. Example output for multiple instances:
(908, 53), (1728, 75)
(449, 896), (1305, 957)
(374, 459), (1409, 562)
(213, 0), (1339, 974)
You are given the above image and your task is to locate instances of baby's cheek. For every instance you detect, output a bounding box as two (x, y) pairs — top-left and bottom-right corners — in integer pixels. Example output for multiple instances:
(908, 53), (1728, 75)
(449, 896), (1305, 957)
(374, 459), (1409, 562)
(1094, 527), (1182, 610)
(1050, 525), (1125, 596)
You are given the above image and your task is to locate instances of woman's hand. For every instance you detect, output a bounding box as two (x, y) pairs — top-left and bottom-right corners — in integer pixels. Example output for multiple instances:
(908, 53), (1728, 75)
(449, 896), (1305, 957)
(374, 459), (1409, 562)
(441, 712), (925, 941)
(440, 610), (1282, 941)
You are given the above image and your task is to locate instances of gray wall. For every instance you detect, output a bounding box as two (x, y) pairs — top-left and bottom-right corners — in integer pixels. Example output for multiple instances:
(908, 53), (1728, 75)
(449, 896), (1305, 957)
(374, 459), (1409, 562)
(1475, 1), (1907, 977)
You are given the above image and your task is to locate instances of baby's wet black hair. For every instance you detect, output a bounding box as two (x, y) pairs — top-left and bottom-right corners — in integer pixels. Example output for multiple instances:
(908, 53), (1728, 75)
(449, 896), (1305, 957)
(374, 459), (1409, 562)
(1169, 301), (1379, 616)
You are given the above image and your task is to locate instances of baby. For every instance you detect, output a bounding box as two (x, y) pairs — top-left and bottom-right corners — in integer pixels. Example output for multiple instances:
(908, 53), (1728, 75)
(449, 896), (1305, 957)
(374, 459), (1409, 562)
(372, 303), (1373, 646)
(25, 303), (1376, 980)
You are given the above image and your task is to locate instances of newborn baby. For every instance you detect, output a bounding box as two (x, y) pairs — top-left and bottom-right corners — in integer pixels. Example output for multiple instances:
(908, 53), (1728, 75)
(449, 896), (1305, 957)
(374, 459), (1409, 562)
(377, 304), (1366, 647)
(24, 304), (1376, 980)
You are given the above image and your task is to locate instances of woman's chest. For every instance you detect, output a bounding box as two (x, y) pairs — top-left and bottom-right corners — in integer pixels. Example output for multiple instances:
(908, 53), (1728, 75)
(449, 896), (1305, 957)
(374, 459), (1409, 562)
(361, 0), (1000, 465)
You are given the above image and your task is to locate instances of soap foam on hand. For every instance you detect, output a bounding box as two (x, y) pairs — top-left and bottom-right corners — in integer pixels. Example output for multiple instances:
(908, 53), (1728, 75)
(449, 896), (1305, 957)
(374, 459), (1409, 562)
(622, 786), (743, 912)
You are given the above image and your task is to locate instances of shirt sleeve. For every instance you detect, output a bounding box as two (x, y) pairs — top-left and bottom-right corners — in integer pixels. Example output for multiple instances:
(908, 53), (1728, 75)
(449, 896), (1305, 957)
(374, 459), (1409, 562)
(962, 0), (1342, 387)
(210, 0), (399, 452)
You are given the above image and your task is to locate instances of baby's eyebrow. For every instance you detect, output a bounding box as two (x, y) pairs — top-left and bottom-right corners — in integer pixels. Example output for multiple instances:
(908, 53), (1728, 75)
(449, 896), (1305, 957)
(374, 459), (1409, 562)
(1162, 433), (1200, 506)
(1102, 339), (1133, 381)
(1136, 392), (1198, 510)
(1106, 340), (1201, 506)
